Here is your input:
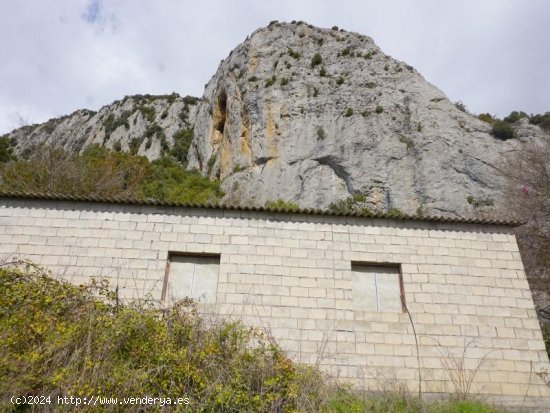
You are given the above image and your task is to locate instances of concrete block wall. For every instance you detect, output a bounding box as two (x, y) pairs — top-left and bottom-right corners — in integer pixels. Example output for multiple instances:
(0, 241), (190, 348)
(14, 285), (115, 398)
(1, 197), (549, 406)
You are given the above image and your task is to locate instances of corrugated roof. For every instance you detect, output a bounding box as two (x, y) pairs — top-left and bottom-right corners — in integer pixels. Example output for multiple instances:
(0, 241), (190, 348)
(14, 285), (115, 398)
(0, 190), (523, 226)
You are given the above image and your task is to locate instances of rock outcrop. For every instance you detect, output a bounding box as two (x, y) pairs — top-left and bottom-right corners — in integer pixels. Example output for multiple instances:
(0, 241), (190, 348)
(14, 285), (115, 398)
(189, 22), (548, 216)
(3, 21), (548, 217)
(6, 93), (200, 161)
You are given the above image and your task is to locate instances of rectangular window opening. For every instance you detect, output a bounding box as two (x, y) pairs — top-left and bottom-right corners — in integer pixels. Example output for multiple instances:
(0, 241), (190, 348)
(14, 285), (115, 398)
(351, 262), (405, 312)
(162, 253), (220, 303)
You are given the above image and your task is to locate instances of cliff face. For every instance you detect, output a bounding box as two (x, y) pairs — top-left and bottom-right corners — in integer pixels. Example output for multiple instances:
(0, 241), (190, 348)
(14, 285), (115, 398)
(6, 93), (199, 161)
(3, 21), (547, 217)
(189, 22), (545, 216)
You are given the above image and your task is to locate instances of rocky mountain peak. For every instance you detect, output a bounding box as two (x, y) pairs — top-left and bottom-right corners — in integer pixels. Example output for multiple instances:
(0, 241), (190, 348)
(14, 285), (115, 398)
(188, 21), (540, 216)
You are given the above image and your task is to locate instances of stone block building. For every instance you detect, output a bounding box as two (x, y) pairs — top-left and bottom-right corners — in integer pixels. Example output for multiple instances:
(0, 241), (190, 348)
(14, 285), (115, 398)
(1, 193), (549, 410)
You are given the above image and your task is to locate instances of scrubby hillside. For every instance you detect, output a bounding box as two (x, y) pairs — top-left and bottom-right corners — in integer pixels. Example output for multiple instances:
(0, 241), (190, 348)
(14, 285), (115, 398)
(3, 93), (200, 162)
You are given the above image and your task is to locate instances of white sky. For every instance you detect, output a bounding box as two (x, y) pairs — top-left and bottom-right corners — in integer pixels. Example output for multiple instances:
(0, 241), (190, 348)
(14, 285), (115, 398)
(1, 0), (549, 134)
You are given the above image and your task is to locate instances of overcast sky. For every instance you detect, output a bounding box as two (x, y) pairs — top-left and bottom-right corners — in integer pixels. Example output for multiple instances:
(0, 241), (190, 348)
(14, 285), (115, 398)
(1, 0), (549, 134)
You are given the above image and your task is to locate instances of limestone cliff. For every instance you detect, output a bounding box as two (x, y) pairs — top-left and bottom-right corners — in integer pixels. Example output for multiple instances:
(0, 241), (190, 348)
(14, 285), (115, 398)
(189, 22), (546, 216)
(6, 93), (199, 161)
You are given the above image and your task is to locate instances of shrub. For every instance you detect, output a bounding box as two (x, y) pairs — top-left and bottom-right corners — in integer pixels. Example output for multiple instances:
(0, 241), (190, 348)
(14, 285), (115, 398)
(341, 47), (351, 57)
(103, 110), (132, 138)
(466, 196), (494, 207)
(0, 136), (15, 163)
(280, 77), (289, 86)
(139, 106), (156, 122)
(375, 105), (384, 114)
(319, 66), (327, 77)
(0, 144), (223, 204)
(492, 120), (516, 140)
(143, 156), (223, 204)
(171, 127), (194, 165)
(331, 26), (339, 31)
(288, 49), (301, 59)
(265, 199), (300, 212)
(454, 101), (468, 113)
(317, 127), (327, 140)
(0, 262), (326, 412)
(265, 75), (276, 87)
(503, 110), (528, 123)
(182, 95), (199, 105)
(344, 108), (353, 117)
(529, 112), (550, 132)
(336, 76), (345, 85)
(478, 113), (494, 124)
(311, 53), (323, 68)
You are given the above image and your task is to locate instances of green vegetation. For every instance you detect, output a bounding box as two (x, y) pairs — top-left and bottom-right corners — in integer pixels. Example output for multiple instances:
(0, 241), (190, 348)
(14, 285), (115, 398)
(103, 110), (132, 139)
(317, 126), (327, 140)
(319, 66), (327, 77)
(331, 26), (339, 31)
(0, 262), (324, 412)
(398, 135), (415, 149)
(454, 101), (468, 113)
(232, 164), (245, 174)
(265, 199), (300, 212)
(248, 76), (258, 82)
(528, 112), (550, 132)
(182, 95), (199, 105)
(139, 106), (156, 122)
(375, 106), (384, 114)
(344, 108), (353, 117)
(477, 113), (494, 124)
(466, 196), (494, 207)
(288, 48), (301, 59)
(341, 47), (352, 57)
(265, 75), (277, 87)
(326, 391), (502, 413)
(0, 145), (223, 204)
(386, 208), (405, 218)
(0, 136), (16, 163)
(543, 324), (550, 357)
(280, 77), (290, 86)
(329, 193), (371, 215)
(503, 110), (528, 124)
(311, 53), (323, 68)
(171, 127), (194, 165)
(336, 76), (345, 86)
(492, 120), (516, 140)
(142, 157), (223, 204)
(384, 64), (389, 71)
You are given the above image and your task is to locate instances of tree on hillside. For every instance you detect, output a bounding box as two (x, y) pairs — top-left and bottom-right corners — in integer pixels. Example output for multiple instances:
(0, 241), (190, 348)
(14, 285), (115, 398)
(0, 145), (149, 197)
(500, 138), (550, 321)
(0, 144), (223, 204)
